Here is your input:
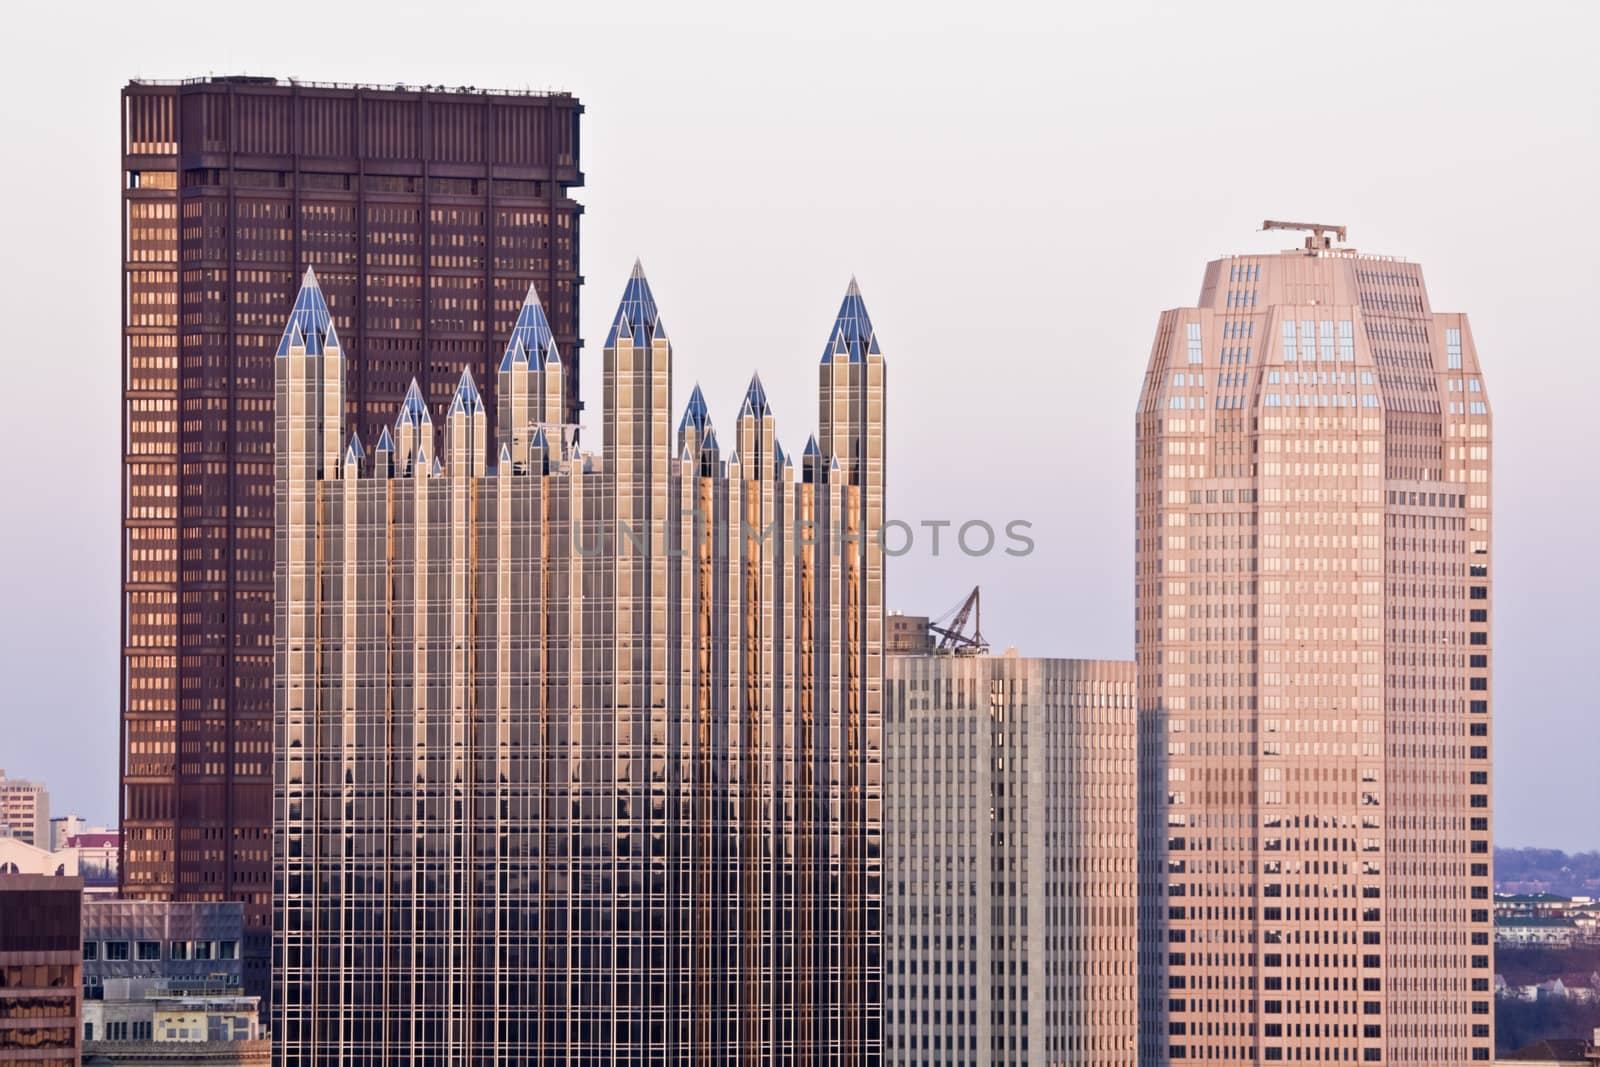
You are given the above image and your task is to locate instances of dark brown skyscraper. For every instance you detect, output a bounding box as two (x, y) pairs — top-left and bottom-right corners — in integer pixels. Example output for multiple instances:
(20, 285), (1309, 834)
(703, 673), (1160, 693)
(119, 76), (583, 999)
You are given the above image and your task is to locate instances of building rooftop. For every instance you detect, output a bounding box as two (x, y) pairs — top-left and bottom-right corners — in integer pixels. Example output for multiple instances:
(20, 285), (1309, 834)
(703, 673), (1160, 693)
(126, 75), (572, 99)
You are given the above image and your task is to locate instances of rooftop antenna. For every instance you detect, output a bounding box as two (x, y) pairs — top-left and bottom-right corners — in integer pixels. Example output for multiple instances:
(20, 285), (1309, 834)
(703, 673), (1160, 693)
(1261, 219), (1348, 252)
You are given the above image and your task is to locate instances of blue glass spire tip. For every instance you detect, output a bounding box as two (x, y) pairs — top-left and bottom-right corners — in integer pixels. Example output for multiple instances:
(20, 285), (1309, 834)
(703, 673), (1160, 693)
(606, 259), (668, 348)
(277, 267), (336, 357)
(821, 276), (878, 364)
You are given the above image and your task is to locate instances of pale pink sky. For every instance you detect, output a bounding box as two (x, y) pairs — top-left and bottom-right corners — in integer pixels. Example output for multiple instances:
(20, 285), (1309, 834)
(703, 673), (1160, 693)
(0, 0), (1594, 848)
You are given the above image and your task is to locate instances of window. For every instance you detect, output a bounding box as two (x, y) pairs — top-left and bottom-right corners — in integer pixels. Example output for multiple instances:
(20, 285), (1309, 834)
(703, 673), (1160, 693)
(218, 941), (237, 960)
(170, 941), (189, 960)
(1447, 327), (1463, 369)
(137, 941), (161, 961)
(1187, 323), (1203, 364)
(104, 941), (130, 961)
(82, 942), (99, 961)
(194, 941), (213, 960)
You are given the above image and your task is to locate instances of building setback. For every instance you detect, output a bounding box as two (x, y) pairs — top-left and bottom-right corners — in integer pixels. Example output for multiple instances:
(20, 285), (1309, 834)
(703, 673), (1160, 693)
(119, 77), (583, 1001)
(1134, 229), (1494, 1064)
(883, 649), (1137, 1065)
(273, 265), (884, 1063)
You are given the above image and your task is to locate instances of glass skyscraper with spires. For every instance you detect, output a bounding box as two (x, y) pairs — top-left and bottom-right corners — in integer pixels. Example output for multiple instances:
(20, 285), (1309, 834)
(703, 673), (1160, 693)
(274, 264), (884, 1064)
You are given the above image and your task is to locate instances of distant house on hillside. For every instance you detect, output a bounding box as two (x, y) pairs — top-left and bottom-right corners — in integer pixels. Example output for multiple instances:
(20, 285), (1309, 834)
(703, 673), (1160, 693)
(1500, 916), (1582, 947)
(1558, 973), (1600, 1004)
(1498, 974), (1543, 1002)
(1495, 1029), (1600, 1065)
(1500, 893), (1578, 919)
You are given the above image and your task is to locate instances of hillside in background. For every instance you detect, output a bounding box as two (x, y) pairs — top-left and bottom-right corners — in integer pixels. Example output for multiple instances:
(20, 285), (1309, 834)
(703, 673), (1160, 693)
(1498, 848), (1600, 896)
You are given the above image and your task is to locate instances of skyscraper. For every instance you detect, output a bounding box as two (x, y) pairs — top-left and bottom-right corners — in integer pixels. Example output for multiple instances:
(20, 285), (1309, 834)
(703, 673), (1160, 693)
(882, 641), (1137, 1066)
(119, 77), (583, 999)
(273, 266), (884, 1063)
(1135, 225), (1494, 1065)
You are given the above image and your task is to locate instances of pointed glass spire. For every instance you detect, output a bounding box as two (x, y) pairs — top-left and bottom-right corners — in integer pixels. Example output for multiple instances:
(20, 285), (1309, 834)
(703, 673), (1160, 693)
(702, 428), (720, 453)
(397, 378), (431, 427)
(277, 267), (335, 357)
(740, 373), (771, 417)
(679, 384), (711, 434)
(345, 433), (366, 462)
(821, 276), (878, 363)
(499, 282), (561, 372)
(374, 426), (395, 453)
(803, 434), (821, 458)
(448, 368), (483, 416)
(605, 259), (668, 348)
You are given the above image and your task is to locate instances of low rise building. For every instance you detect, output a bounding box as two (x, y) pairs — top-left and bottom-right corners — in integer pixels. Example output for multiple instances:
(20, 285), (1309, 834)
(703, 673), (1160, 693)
(81, 901), (244, 1002)
(57, 831), (119, 897)
(83, 979), (267, 1066)
(1499, 915), (1581, 947)
(1499, 893), (1580, 919)
(0, 874), (82, 1066)
(0, 836), (75, 879)
(47, 817), (88, 852)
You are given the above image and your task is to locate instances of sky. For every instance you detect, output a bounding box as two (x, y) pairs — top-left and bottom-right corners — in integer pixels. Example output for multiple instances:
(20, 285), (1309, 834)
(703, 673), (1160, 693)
(0, 0), (1595, 848)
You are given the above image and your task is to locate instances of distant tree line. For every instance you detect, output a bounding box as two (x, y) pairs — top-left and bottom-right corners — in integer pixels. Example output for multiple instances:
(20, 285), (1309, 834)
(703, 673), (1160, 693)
(1497, 848), (1600, 896)
(1497, 997), (1600, 1057)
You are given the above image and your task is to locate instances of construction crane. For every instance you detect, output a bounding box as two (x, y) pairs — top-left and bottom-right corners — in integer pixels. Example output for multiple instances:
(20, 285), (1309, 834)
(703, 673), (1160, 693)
(928, 586), (988, 656)
(1261, 219), (1348, 251)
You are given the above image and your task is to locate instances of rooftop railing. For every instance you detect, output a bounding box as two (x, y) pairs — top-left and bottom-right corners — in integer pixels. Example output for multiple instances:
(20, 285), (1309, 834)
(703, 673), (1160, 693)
(127, 76), (573, 99)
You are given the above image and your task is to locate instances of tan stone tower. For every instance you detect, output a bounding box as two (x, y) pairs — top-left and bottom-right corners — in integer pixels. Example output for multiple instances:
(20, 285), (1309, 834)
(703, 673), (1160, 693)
(273, 265), (885, 1064)
(882, 647), (1138, 1065)
(1134, 228), (1494, 1066)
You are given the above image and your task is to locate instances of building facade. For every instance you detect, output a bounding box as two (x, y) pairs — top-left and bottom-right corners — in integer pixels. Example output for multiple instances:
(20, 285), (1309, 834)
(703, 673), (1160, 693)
(81, 901), (245, 1001)
(48, 817), (87, 852)
(0, 771), (49, 847)
(84, 979), (268, 1066)
(273, 265), (884, 1063)
(883, 649), (1137, 1065)
(0, 874), (83, 1066)
(119, 76), (584, 999)
(1134, 230), (1494, 1064)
